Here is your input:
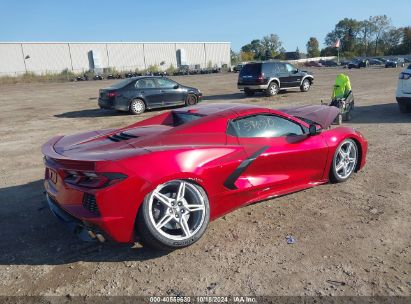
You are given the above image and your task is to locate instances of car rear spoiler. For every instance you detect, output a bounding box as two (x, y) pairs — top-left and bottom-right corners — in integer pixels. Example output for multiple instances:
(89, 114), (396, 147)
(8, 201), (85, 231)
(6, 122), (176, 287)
(279, 105), (340, 129)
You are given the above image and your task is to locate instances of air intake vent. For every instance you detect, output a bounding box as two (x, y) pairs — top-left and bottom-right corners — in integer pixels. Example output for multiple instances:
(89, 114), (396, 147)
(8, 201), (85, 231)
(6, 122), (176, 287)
(107, 132), (138, 142)
(82, 193), (100, 215)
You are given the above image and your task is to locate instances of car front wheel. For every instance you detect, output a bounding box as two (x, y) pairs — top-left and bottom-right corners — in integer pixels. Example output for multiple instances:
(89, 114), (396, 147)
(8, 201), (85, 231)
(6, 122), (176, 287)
(137, 180), (210, 250)
(185, 94), (197, 106)
(300, 79), (311, 92)
(330, 139), (358, 183)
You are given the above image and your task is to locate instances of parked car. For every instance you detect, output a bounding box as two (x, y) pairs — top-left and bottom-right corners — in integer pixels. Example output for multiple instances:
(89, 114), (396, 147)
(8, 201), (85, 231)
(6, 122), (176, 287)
(320, 60), (339, 67)
(396, 64), (411, 113)
(42, 103), (368, 250)
(98, 76), (202, 115)
(93, 75), (104, 80)
(233, 64), (244, 72)
(305, 61), (323, 67)
(238, 61), (314, 96)
(347, 59), (368, 69)
(385, 58), (405, 68)
(368, 58), (384, 65)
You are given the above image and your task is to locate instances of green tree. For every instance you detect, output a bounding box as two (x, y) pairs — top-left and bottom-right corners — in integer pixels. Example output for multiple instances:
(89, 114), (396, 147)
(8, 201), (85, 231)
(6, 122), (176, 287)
(369, 15), (392, 55)
(306, 37), (320, 58)
(325, 18), (362, 54)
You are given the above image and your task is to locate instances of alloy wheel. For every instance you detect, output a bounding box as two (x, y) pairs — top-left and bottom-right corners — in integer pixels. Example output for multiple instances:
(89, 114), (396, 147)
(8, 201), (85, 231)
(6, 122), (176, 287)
(334, 140), (357, 179)
(147, 180), (206, 241)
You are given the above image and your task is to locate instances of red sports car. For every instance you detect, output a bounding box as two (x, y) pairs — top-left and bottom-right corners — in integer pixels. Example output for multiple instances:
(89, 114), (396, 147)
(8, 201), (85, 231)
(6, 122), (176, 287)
(42, 103), (367, 250)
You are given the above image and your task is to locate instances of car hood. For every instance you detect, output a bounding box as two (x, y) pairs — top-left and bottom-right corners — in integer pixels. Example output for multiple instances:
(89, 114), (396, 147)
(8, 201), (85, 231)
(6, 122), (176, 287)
(280, 105), (340, 129)
(50, 125), (174, 161)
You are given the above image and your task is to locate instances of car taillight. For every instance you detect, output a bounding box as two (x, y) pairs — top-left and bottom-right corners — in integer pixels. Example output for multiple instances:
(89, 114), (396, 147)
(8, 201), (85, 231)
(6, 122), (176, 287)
(107, 91), (117, 98)
(256, 74), (264, 83)
(64, 170), (127, 188)
(399, 72), (411, 80)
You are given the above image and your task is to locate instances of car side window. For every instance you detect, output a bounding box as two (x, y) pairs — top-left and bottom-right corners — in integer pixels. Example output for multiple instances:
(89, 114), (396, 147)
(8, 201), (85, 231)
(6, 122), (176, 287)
(135, 79), (157, 89)
(277, 63), (287, 72)
(227, 114), (304, 138)
(155, 78), (177, 89)
(285, 63), (297, 73)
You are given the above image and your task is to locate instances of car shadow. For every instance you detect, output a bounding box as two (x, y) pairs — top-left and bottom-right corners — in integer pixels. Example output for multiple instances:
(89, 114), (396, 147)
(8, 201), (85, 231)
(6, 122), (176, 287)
(0, 180), (168, 265)
(202, 92), (245, 101)
(350, 102), (411, 124)
(55, 109), (128, 118)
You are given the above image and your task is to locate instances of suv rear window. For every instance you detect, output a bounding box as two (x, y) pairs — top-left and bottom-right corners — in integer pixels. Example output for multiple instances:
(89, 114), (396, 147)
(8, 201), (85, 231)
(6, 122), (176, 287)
(239, 63), (261, 76)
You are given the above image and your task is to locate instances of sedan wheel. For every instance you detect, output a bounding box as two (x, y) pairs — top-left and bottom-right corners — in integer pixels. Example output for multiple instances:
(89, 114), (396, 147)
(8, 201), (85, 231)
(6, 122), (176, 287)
(137, 180), (210, 250)
(130, 99), (146, 115)
(330, 139), (358, 183)
(185, 94), (197, 106)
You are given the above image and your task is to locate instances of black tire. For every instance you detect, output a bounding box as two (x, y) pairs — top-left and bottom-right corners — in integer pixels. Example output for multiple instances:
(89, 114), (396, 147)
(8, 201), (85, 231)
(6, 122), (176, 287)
(344, 111), (352, 121)
(398, 103), (409, 113)
(185, 94), (197, 106)
(244, 89), (255, 97)
(300, 79), (311, 92)
(136, 180), (210, 251)
(129, 99), (146, 115)
(266, 81), (279, 96)
(330, 139), (358, 183)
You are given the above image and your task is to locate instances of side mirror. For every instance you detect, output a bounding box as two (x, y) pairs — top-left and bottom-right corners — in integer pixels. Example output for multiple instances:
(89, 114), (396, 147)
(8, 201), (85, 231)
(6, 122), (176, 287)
(173, 84), (179, 89)
(292, 69), (299, 74)
(309, 124), (319, 136)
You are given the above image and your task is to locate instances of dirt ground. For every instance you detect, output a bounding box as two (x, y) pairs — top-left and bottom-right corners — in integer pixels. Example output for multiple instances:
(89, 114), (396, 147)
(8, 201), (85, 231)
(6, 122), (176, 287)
(0, 67), (410, 297)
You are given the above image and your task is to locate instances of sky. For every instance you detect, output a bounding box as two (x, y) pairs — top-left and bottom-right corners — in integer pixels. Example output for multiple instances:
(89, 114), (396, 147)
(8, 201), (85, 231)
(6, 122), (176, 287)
(0, 0), (410, 52)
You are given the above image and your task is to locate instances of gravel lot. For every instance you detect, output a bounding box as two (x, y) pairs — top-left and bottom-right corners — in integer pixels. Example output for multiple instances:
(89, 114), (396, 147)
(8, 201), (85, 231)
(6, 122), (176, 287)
(0, 67), (410, 297)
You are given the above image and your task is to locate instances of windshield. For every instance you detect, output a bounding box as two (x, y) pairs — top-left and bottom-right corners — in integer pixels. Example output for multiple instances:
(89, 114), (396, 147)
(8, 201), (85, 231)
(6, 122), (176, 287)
(108, 78), (134, 89)
(172, 112), (204, 126)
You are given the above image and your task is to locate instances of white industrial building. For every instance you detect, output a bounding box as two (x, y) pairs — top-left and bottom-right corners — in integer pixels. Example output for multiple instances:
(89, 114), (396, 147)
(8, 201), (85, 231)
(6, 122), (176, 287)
(0, 42), (231, 76)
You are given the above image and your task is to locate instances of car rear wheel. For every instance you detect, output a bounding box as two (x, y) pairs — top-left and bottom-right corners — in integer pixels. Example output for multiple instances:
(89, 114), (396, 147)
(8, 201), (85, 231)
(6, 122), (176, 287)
(300, 79), (311, 92)
(244, 89), (255, 97)
(137, 180), (210, 250)
(266, 81), (279, 96)
(129, 99), (146, 115)
(330, 139), (358, 183)
(185, 94), (197, 106)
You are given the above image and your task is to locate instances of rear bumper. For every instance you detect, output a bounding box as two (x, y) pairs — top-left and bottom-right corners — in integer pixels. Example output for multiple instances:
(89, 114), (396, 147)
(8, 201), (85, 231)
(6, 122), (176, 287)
(98, 98), (130, 111)
(46, 194), (105, 242)
(237, 84), (268, 90)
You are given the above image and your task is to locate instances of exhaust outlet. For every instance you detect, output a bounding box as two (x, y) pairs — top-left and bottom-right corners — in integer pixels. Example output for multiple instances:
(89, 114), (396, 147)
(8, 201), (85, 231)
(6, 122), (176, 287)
(96, 233), (106, 243)
(88, 231), (97, 239)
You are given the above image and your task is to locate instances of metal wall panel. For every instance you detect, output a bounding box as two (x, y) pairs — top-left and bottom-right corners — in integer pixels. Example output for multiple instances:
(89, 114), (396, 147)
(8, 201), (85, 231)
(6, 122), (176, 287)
(175, 43), (206, 67)
(205, 43), (231, 67)
(22, 43), (72, 73)
(106, 43), (145, 71)
(0, 42), (230, 75)
(69, 43), (109, 72)
(0, 44), (26, 75)
(144, 43), (177, 70)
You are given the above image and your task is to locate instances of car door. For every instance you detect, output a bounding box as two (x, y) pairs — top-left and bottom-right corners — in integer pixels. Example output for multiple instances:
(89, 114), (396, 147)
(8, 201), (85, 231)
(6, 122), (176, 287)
(285, 63), (302, 87)
(135, 78), (163, 107)
(226, 113), (329, 195)
(276, 63), (291, 88)
(154, 78), (185, 105)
